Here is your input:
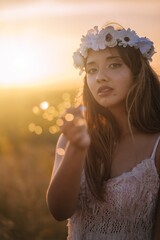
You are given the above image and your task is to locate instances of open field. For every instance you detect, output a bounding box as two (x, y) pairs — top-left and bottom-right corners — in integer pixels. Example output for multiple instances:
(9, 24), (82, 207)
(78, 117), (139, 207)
(0, 86), (78, 240)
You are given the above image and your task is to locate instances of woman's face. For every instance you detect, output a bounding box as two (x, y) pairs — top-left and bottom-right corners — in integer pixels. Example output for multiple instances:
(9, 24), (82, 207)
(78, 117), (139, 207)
(86, 47), (133, 112)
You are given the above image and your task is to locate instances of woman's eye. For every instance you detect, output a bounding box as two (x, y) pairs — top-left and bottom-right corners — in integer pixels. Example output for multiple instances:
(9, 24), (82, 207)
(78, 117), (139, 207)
(86, 68), (97, 74)
(109, 63), (122, 69)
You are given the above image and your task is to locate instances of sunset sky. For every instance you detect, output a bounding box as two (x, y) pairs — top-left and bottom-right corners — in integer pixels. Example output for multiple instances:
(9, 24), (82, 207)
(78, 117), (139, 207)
(0, 0), (159, 88)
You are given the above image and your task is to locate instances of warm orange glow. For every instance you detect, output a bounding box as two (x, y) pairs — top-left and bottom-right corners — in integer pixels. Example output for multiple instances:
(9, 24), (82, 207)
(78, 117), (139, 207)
(0, 1), (159, 88)
(0, 34), (72, 87)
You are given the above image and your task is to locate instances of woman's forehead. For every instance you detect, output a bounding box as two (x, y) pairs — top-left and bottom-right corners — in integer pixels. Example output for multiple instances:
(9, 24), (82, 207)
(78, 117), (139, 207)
(86, 47), (120, 63)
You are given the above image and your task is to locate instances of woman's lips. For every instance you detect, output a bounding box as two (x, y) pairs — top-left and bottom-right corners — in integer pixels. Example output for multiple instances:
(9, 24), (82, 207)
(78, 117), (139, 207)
(97, 86), (113, 96)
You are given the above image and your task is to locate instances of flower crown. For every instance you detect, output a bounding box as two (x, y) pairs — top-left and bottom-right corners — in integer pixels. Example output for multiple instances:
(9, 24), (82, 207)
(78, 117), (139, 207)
(73, 25), (155, 74)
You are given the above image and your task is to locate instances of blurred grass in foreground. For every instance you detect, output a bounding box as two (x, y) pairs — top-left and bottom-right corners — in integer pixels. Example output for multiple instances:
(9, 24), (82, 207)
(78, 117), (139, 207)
(0, 86), (80, 240)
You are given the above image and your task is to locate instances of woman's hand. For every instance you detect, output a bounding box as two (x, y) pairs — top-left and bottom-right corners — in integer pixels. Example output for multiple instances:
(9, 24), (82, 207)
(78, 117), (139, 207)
(60, 106), (90, 149)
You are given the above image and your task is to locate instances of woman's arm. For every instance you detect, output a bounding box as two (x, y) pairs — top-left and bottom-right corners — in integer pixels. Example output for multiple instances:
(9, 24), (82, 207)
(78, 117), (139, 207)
(46, 107), (90, 221)
(153, 142), (160, 239)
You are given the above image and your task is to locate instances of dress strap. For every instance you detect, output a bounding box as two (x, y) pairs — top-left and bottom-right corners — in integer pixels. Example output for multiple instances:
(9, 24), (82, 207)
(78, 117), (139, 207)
(150, 136), (160, 159)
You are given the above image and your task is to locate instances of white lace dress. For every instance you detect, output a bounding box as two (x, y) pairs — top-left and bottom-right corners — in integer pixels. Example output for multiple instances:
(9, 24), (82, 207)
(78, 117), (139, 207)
(67, 136), (160, 240)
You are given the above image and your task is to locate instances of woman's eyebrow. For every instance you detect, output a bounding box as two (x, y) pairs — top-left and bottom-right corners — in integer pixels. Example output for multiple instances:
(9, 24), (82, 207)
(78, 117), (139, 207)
(106, 56), (122, 61)
(86, 56), (122, 67)
(86, 61), (95, 67)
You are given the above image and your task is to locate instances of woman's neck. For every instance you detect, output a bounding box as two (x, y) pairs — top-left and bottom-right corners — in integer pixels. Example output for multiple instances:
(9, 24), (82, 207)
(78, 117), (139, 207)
(109, 107), (138, 138)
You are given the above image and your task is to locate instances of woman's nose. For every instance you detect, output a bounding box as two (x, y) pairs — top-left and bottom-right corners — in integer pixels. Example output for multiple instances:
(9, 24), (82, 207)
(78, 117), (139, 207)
(96, 69), (109, 83)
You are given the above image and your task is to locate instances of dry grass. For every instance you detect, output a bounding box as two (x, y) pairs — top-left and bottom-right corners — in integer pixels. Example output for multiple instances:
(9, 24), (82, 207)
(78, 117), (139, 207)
(0, 135), (68, 239)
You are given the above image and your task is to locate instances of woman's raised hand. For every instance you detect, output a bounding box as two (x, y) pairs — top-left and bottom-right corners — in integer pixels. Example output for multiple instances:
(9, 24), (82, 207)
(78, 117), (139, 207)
(60, 106), (90, 149)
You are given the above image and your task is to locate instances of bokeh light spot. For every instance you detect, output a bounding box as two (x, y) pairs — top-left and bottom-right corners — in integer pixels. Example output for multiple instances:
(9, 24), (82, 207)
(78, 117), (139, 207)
(56, 148), (65, 156)
(35, 126), (42, 135)
(32, 106), (40, 115)
(40, 101), (49, 110)
(28, 122), (36, 132)
(65, 113), (74, 121)
(49, 125), (60, 134)
(56, 118), (64, 127)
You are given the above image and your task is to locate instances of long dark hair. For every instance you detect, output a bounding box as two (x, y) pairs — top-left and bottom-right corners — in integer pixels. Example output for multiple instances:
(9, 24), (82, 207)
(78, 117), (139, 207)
(82, 45), (160, 201)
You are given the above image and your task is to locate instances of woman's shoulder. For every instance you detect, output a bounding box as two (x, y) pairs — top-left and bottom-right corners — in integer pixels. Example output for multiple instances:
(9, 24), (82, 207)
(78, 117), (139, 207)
(140, 132), (160, 176)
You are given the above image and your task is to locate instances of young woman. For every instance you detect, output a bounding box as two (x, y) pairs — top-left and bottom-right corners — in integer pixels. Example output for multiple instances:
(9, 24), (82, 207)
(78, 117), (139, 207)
(46, 24), (160, 239)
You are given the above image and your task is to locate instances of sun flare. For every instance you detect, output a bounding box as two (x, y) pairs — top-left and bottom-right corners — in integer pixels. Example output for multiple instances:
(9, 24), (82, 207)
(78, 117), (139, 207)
(0, 35), (63, 87)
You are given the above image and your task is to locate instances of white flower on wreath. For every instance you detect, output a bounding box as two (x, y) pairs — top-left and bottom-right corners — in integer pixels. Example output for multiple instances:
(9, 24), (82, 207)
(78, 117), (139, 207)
(73, 50), (85, 73)
(136, 37), (155, 61)
(91, 34), (106, 51)
(118, 28), (139, 47)
(100, 26), (119, 48)
(79, 35), (92, 58)
(79, 26), (99, 57)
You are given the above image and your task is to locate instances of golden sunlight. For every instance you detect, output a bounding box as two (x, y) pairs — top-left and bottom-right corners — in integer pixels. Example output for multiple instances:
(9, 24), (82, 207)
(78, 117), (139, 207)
(0, 1), (159, 88)
(0, 1), (80, 88)
(0, 35), (64, 87)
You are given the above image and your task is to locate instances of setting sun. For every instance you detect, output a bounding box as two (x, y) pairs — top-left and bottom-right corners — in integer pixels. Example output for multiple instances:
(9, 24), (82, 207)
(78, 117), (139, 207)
(0, 34), (66, 87)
